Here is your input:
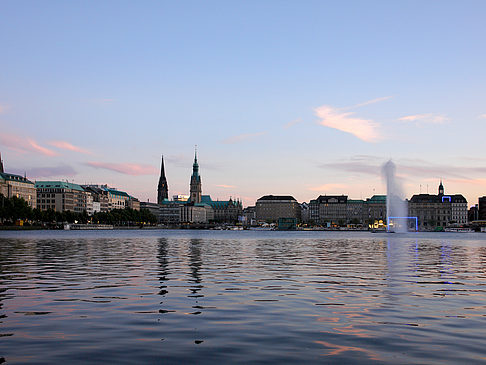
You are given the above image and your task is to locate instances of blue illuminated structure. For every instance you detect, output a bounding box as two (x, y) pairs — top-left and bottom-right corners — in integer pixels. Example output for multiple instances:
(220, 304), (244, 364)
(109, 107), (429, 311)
(387, 216), (418, 232)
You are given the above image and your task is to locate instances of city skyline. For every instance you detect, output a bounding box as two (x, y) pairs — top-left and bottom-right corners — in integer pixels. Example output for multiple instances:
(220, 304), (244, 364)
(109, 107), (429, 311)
(1, 1), (486, 206)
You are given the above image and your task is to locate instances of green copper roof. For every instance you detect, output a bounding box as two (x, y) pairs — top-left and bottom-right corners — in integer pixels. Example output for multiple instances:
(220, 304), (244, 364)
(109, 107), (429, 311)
(1, 172), (34, 185)
(367, 195), (386, 202)
(35, 181), (84, 191)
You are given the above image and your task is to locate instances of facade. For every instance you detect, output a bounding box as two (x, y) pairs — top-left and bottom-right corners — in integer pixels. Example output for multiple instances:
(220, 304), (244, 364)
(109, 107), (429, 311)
(300, 202), (309, 223)
(242, 206), (256, 226)
(189, 149), (202, 203)
(0, 172), (37, 209)
(364, 195), (387, 226)
(346, 199), (365, 224)
(128, 197), (140, 211)
(36, 181), (87, 213)
(309, 195), (347, 225)
(106, 187), (130, 210)
(140, 202), (161, 219)
(201, 195), (242, 223)
(408, 182), (467, 229)
(160, 200), (184, 224)
(157, 155), (169, 204)
(256, 195), (301, 223)
(82, 185), (109, 212)
(479, 197), (486, 220)
(180, 204), (207, 223)
(173, 194), (189, 202)
(0, 153), (37, 208)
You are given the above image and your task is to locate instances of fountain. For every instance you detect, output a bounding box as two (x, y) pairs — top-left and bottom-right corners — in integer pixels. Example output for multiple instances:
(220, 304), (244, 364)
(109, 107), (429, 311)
(382, 160), (409, 233)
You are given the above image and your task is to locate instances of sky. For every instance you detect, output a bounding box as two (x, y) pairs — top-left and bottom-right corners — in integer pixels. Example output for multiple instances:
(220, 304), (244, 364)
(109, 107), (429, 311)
(1, 1), (486, 207)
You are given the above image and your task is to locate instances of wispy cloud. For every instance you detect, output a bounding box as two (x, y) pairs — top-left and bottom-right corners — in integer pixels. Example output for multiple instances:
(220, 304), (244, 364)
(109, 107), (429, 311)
(86, 161), (157, 175)
(27, 139), (58, 156)
(283, 118), (303, 129)
(398, 113), (448, 124)
(315, 105), (381, 142)
(222, 132), (266, 144)
(308, 183), (347, 192)
(350, 96), (393, 109)
(478, 114), (486, 119)
(320, 155), (486, 180)
(49, 141), (91, 154)
(0, 132), (58, 156)
(215, 184), (236, 189)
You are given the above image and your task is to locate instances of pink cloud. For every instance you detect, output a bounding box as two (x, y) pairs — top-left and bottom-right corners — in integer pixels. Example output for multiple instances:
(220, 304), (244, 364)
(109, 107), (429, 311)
(86, 161), (158, 175)
(27, 139), (58, 156)
(315, 105), (381, 142)
(49, 140), (91, 154)
(0, 132), (58, 156)
(216, 184), (236, 189)
(398, 113), (447, 124)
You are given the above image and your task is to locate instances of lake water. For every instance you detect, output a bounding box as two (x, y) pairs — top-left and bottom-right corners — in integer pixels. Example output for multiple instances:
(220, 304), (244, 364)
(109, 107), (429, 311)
(1, 230), (485, 364)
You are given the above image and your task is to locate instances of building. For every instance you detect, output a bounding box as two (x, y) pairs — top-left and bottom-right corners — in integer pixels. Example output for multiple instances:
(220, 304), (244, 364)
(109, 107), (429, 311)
(256, 195), (301, 223)
(82, 185), (109, 213)
(408, 181), (467, 229)
(180, 204), (208, 223)
(140, 201), (161, 219)
(189, 148), (202, 203)
(157, 155), (169, 204)
(36, 181), (87, 213)
(242, 206), (256, 226)
(300, 202), (310, 223)
(105, 187), (130, 210)
(0, 153), (37, 208)
(479, 197), (486, 220)
(364, 195), (387, 226)
(347, 199), (365, 225)
(309, 195), (347, 226)
(201, 195), (242, 223)
(159, 200), (184, 224)
(128, 196), (140, 211)
(173, 194), (189, 202)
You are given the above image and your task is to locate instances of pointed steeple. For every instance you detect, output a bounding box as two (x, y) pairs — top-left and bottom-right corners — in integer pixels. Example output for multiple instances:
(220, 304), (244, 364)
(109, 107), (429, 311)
(157, 155), (169, 204)
(190, 146), (202, 203)
(0, 152), (3, 173)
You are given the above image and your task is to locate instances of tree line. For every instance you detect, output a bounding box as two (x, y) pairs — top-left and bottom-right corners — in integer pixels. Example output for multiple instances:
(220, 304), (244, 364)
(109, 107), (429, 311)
(0, 194), (157, 226)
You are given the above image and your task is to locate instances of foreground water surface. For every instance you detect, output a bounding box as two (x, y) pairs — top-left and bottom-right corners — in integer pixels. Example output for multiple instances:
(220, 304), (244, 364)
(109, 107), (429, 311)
(0, 230), (485, 364)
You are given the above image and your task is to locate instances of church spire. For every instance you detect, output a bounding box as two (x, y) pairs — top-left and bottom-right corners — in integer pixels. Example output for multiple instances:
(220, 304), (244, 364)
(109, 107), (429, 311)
(0, 152), (4, 173)
(157, 155), (168, 204)
(190, 146), (202, 203)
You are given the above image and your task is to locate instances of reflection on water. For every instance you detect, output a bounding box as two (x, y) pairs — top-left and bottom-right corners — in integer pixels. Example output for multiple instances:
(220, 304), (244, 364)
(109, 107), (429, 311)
(0, 230), (486, 364)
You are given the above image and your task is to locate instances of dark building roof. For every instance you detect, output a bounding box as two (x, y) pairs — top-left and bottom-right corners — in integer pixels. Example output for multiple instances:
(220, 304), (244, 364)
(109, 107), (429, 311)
(257, 195), (297, 202)
(311, 195), (348, 204)
(0, 172), (34, 185)
(410, 193), (467, 204)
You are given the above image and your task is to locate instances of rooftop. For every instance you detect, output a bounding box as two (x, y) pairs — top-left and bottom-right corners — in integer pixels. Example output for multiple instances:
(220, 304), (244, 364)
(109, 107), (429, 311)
(35, 181), (85, 191)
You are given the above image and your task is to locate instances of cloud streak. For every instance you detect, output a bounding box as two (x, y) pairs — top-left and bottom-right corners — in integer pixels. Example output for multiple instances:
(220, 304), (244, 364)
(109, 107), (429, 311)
(49, 140), (91, 154)
(222, 132), (266, 144)
(0, 133), (58, 156)
(315, 105), (381, 142)
(283, 118), (303, 129)
(350, 96), (393, 109)
(215, 184), (236, 189)
(86, 161), (158, 175)
(398, 113), (448, 124)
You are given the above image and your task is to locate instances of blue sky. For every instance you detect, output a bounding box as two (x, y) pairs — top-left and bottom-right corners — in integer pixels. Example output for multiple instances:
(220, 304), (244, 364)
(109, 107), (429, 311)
(1, 1), (485, 206)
